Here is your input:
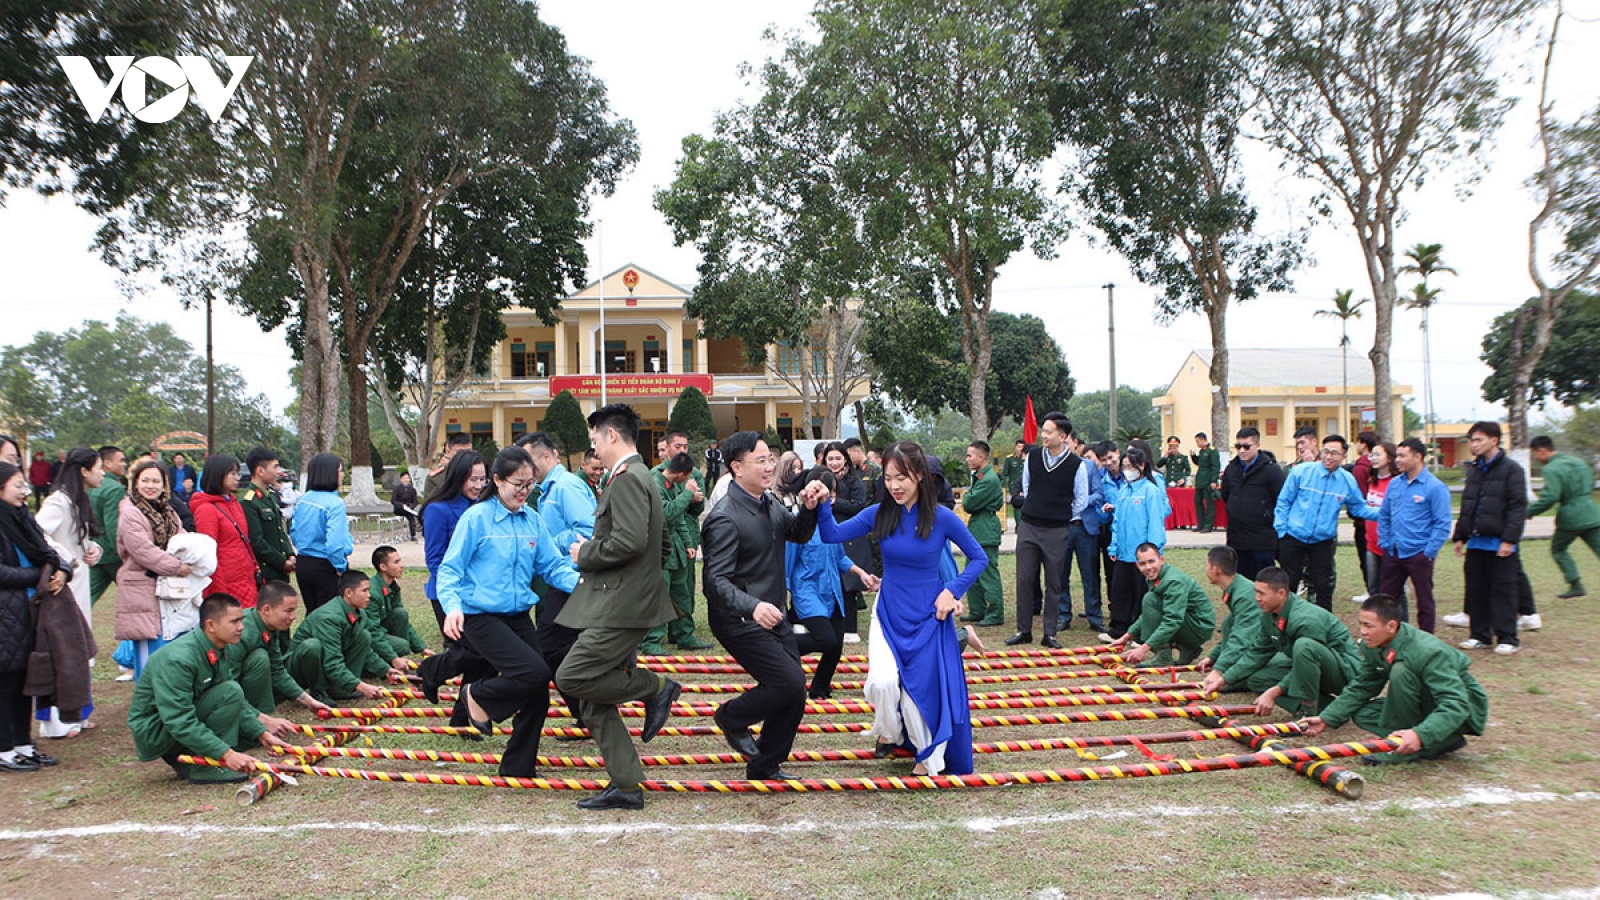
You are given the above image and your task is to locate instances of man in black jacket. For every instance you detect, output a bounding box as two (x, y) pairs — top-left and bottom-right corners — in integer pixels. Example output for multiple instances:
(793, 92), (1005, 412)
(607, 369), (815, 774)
(701, 431), (826, 781)
(1453, 421), (1527, 654)
(1219, 427), (1285, 579)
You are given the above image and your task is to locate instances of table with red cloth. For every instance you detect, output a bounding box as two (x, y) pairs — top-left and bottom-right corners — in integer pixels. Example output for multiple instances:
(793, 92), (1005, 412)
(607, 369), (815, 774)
(1165, 488), (1227, 529)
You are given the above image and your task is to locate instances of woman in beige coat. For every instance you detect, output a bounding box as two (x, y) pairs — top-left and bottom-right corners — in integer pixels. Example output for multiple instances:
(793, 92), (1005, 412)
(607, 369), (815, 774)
(114, 461), (191, 680)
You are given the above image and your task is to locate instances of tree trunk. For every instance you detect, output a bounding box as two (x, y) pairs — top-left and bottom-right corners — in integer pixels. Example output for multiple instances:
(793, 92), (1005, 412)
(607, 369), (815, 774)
(1361, 210), (1398, 440)
(1206, 301), (1230, 447)
(292, 242), (340, 471)
(959, 263), (996, 443)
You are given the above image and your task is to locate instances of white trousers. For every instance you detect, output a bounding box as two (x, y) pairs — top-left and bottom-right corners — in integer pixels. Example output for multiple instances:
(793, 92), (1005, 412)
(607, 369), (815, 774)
(865, 606), (948, 775)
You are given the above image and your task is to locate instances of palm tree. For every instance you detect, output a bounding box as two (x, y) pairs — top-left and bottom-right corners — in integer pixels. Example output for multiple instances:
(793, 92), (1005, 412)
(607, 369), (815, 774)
(1402, 243), (1456, 459)
(1315, 289), (1369, 438)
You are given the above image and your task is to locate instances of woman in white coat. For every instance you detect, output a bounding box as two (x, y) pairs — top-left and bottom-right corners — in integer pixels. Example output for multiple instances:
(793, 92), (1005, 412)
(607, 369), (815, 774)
(34, 447), (103, 736)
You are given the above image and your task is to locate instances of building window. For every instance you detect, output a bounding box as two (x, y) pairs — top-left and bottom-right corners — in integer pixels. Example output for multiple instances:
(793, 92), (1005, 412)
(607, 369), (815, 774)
(510, 342), (528, 378)
(1294, 416), (1317, 436)
(511, 420), (527, 438)
(445, 423), (463, 434)
(534, 343), (553, 377)
(683, 339), (694, 372)
(470, 421), (493, 452)
(643, 339), (668, 374)
(776, 342), (828, 377)
(596, 340), (634, 374)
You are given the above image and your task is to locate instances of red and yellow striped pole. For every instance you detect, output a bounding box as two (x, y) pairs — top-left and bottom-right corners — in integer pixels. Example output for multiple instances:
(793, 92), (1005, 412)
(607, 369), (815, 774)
(182, 737), (1398, 794)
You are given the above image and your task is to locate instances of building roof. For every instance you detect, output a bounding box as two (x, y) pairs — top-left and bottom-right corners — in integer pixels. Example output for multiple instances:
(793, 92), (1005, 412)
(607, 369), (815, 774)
(1193, 349), (1378, 390)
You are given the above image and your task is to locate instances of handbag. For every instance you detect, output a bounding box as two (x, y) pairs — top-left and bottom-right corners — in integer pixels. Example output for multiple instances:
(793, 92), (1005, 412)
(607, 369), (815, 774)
(221, 499), (266, 587)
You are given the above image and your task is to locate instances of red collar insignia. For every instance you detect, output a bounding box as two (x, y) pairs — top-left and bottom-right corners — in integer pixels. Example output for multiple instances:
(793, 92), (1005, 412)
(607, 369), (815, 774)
(1276, 618), (1286, 631)
(206, 649), (218, 665)
(347, 612), (357, 625)
(1385, 649), (1396, 665)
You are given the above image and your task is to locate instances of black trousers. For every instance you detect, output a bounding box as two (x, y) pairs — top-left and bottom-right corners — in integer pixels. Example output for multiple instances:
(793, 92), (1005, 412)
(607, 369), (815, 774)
(1107, 560), (1145, 638)
(296, 556), (340, 613)
(708, 617), (807, 778)
(0, 670), (32, 752)
(1278, 536), (1336, 610)
(460, 611), (552, 777)
(1233, 548), (1279, 582)
(1464, 550), (1520, 647)
(535, 588), (584, 725)
(1015, 519), (1070, 637)
(842, 589), (863, 636)
(1351, 520), (1370, 585)
(795, 612), (846, 699)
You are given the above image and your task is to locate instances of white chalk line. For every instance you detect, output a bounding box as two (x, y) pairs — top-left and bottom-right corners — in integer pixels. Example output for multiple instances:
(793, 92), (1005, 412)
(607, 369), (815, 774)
(1, 785), (1595, 843)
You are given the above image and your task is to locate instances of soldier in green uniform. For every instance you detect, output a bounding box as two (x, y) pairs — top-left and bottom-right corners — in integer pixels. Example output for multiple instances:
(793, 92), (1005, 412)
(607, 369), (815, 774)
(366, 545), (427, 661)
(240, 447), (296, 585)
(1114, 543), (1216, 667)
(87, 445), (127, 604)
(232, 581), (329, 713)
(643, 451), (712, 654)
(1249, 566), (1372, 720)
(291, 571), (400, 700)
(1198, 546), (1291, 694)
(1160, 437), (1192, 488)
(961, 441), (1006, 627)
(1304, 593), (1487, 764)
(1001, 440), (1027, 504)
(129, 594), (297, 783)
(1190, 432), (1221, 533)
(1528, 435), (1600, 598)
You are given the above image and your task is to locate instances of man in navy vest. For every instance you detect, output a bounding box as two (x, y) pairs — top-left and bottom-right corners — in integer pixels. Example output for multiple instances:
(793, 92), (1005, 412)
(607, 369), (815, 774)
(1007, 412), (1091, 650)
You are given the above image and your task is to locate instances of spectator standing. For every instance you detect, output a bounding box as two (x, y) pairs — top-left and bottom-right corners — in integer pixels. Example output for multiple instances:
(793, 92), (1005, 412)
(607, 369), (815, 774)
(1359, 441), (1400, 597)
(391, 471), (420, 541)
(824, 442), (875, 641)
(36, 447), (104, 735)
(1102, 447), (1170, 640)
(1453, 422), (1527, 655)
(420, 450), (488, 634)
(28, 452), (52, 511)
(87, 445), (127, 606)
(1376, 439), (1452, 631)
(1160, 437), (1191, 488)
(240, 448), (296, 585)
(1191, 432), (1221, 533)
(1219, 427), (1284, 580)
(167, 453), (197, 502)
(1006, 413), (1086, 649)
(1272, 434), (1378, 610)
(191, 454), (260, 609)
(114, 461), (192, 678)
(1350, 431), (1380, 600)
(0, 462), (69, 770)
(960, 441), (1006, 628)
(288, 452), (353, 612)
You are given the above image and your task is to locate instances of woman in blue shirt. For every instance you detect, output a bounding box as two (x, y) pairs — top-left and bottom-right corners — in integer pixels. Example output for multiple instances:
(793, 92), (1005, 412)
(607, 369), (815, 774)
(288, 453), (353, 613)
(819, 442), (987, 777)
(437, 447), (579, 778)
(419, 450), (487, 633)
(787, 469), (878, 700)
(1102, 447), (1170, 639)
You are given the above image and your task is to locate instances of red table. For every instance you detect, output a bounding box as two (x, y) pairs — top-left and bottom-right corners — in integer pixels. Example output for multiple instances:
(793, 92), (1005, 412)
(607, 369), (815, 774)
(1165, 487), (1227, 530)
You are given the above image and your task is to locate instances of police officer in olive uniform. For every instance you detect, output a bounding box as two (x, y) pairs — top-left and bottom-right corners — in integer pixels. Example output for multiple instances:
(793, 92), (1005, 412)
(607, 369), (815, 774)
(240, 447), (296, 585)
(129, 594), (297, 784)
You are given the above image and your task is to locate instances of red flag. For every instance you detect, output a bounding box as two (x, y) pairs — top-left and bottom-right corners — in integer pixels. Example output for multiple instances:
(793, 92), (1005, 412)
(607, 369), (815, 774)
(1023, 395), (1039, 444)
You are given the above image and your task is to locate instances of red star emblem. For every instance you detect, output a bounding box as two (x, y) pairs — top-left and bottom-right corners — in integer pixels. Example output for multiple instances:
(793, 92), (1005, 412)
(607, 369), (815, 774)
(206, 649), (218, 665)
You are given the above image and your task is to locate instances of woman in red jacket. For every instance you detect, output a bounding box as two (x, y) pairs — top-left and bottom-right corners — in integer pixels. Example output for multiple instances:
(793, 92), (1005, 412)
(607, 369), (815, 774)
(190, 454), (260, 608)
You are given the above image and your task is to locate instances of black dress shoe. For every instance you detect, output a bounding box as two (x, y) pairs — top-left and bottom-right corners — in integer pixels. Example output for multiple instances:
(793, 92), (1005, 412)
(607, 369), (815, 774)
(751, 769), (802, 781)
(1040, 636), (1063, 650)
(714, 709), (760, 758)
(0, 756), (41, 772)
(873, 740), (900, 759)
(641, 678), (682, 743)
(1004, 632), (1033, 646)
(577, 785), (644, 810)
(18, 750), (58, 767)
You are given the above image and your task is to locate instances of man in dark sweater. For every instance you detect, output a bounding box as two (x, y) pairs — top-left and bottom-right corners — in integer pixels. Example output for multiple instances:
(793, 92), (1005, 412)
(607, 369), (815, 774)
(1453, 421), (1528, 655)
(1219, 427), (1284, 580)
(1006, 412), (1089, 650)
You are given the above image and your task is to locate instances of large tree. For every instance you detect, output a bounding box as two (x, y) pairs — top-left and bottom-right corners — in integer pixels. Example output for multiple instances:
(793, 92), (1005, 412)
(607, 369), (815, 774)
(1040, 0), (1302, 445)
(799, 0), (1069, 441)
(1248, 0), (1532, 439)
(1506, 2), (1600, 447)
(91, 0), (634, 487)
(1481, 291), (1600, 412)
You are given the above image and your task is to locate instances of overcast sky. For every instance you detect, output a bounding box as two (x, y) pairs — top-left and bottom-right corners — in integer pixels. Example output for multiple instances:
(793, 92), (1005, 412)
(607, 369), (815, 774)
(3, 1), (1597, 429)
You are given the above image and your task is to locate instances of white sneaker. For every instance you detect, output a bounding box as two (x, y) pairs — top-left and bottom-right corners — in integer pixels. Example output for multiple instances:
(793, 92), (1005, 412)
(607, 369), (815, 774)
(792, 623), (809, 635)
(1493, 643), (1519, 655)
(115, 671), (134, 683)
(1097, 633), (1116, 644)
(1351, 593), (1369, 604)
(1442, 612), (1471, 628)
(1458, 639), (1489, 650)
(843, 633), (861, 644)
(1518, 614), (1542, 631)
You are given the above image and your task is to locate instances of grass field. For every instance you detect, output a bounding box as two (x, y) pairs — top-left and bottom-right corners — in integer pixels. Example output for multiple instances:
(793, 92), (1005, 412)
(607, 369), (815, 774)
(3, 541), (1598, 899)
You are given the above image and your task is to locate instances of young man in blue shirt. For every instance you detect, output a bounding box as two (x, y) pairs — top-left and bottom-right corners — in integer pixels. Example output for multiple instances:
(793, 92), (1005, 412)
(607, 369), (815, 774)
(1377, 438), (1453, 632)
(1273, 434), (1379, 611)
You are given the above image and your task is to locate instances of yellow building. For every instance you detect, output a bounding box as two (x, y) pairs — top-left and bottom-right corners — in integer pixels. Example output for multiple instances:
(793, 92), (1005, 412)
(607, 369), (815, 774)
(1152, 349), (1411, 460)
(442, 264), (869, 454)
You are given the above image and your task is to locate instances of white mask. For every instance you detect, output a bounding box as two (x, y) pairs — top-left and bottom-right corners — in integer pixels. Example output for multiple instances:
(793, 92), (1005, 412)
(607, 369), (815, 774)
(1123, 468), (1140, 482)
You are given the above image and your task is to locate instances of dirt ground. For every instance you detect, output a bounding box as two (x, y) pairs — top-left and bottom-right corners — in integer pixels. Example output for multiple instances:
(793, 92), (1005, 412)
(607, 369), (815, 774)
(3, 544), (1598, 899)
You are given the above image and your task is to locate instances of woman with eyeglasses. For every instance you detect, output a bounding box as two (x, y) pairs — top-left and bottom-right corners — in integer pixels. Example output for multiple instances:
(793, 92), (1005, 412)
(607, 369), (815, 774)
(435, 447), (580, 777)
(288, 453), (354, 613)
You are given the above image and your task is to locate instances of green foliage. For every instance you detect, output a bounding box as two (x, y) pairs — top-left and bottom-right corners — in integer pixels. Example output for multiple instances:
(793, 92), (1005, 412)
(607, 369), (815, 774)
(1067, 387), (1164, 446)
(666, 387), (717, 442)
(862, 295), (1073, 434)
(542, 391), (591, 461)
(1481, 292), (1600, 408)
(0, 313), (293, 456)
(1559, 405), (1600, 467)
(1403, 404), (1425, 437)
(761, 426), (788, 456)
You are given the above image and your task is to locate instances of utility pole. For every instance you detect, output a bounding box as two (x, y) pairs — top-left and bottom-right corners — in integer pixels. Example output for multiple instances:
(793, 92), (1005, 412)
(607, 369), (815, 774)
(205, 289), (215, 455)
(1105, 282), (1118, 438)
(597, 222), (607, 408)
